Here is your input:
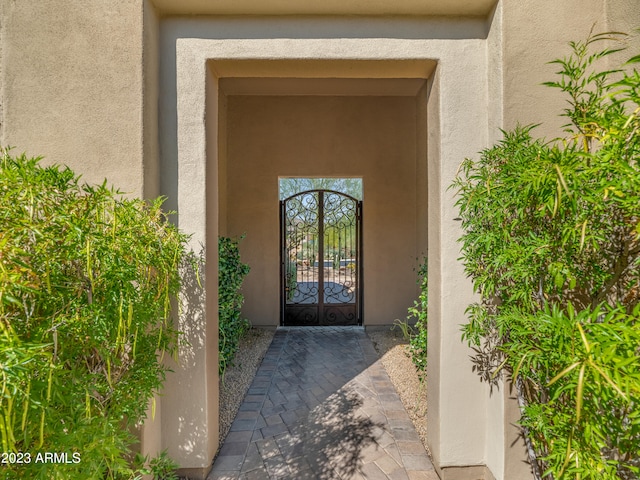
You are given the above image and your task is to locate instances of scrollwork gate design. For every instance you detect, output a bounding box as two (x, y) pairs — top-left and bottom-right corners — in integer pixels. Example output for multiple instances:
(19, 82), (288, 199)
(280, 190), (362, 326)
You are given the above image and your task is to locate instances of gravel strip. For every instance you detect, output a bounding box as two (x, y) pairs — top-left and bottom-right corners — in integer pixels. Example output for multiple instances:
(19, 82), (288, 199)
(217, 327), (275, 448)
(367, 328), (430, 455)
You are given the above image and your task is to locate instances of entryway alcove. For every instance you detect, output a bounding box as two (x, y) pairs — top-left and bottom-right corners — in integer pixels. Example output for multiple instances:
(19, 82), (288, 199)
(160, 27), (505, 477)
(216, 76), (429, 329)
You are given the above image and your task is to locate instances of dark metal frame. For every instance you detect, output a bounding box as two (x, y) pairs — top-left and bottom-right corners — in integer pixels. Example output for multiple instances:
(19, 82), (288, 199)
(280, 189), (363, 326)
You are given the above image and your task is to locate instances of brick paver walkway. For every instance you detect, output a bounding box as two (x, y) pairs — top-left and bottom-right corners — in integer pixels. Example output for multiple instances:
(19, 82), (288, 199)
(208, 327), (438, 480)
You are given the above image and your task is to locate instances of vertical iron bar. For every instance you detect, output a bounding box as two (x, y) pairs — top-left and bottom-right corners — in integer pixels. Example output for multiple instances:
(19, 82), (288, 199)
(318, 191), (325, 324)
(280, 200), (285, 326)
(357, 200), (363, 325)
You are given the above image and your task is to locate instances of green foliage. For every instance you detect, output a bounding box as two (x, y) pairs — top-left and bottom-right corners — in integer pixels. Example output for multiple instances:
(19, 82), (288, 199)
(324, 224), (357, 258)
(0, 150), (189, 479)
(392, 258), (429, 376)
(218, 236), (250, 377)
(391, 318), (414, 340)
(505, 304), (640, 479)
(278, 178), (363, 200)
(135, 450), (179, 480)
(407, 259), (428, 376)
(147, 451), (179, 480)
(453, 33), (640, 480)
(286, 259), (297, 302)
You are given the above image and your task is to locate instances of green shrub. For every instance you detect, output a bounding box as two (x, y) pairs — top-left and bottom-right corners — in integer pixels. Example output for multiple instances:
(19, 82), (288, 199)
(135, 449), (179, 480)
(407, 258), (428, 376)
(218, 236), (250, 376)
(286, 259), (297, 302)
(453, 33), (640, 479)
(0, 151), (189, 478)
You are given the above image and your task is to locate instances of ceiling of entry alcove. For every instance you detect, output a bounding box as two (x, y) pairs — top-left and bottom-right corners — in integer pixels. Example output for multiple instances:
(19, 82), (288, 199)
(151, 0), (497, 16)
(219, 78), (427, 96)
(213, 59), (434, 97)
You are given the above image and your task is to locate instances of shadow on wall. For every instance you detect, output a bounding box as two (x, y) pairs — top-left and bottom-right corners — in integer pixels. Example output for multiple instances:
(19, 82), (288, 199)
(164, 247), (209, 462)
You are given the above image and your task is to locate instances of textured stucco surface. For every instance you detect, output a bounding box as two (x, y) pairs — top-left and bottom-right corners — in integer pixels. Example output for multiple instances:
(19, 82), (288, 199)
(0, 0), (146, 196)
(143, 0), (161, 200)
(499, 0), (640, 138)
(501, 0), (604, 137)
(151, 0), (497, 16)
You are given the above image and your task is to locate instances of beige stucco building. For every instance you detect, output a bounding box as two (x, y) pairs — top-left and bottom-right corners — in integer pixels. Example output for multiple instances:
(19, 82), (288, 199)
(1, 1), (638, 478)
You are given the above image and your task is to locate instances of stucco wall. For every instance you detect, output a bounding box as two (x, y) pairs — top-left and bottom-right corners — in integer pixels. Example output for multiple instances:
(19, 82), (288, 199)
(500, 0), (640, 138)
(0, 0), (146, 196)
(152, 0), (497, 16)
(143, 0), (161, 199)
(483, 4), (508, 478)
(223, 94), (422, 327)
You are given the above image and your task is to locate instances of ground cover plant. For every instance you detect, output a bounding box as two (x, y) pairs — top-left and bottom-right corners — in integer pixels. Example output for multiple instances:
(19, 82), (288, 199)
(392, 258), (428, 378)
(218, 236), (250, 377)
(0, 151), (189, 479)
(407, 259), (428, 376)
(453, 33), (640, 479)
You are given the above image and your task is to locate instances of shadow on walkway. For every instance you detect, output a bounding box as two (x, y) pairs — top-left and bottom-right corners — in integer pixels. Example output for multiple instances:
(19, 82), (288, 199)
(208, 327), (437, 480)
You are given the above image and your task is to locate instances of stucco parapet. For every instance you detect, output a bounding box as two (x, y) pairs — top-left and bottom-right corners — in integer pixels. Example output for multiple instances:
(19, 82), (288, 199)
(163, 15), (490, 44)
(152, 0), (497, 17)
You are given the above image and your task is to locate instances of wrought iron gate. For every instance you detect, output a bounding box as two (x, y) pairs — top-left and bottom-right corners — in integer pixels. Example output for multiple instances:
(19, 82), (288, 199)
(280, 190), (362, 326)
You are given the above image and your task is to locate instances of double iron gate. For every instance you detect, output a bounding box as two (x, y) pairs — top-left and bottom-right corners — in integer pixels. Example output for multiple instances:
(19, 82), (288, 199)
(280, 190), (362, 326)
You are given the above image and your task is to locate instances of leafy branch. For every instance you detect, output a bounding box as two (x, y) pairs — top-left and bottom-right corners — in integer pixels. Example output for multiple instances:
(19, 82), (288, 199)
(454, 33), (640, 480)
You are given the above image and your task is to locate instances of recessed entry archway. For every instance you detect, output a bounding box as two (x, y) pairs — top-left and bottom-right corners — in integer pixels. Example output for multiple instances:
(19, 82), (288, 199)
(160, 28), (498, 476)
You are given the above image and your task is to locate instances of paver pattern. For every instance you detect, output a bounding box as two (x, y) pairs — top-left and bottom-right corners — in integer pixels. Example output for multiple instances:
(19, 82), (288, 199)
(209, 327), (438, 480)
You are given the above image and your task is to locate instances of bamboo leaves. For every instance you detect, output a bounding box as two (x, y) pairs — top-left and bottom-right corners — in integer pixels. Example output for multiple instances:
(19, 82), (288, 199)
(0, 150), (189, 478)
(454, 34), (640, 479)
